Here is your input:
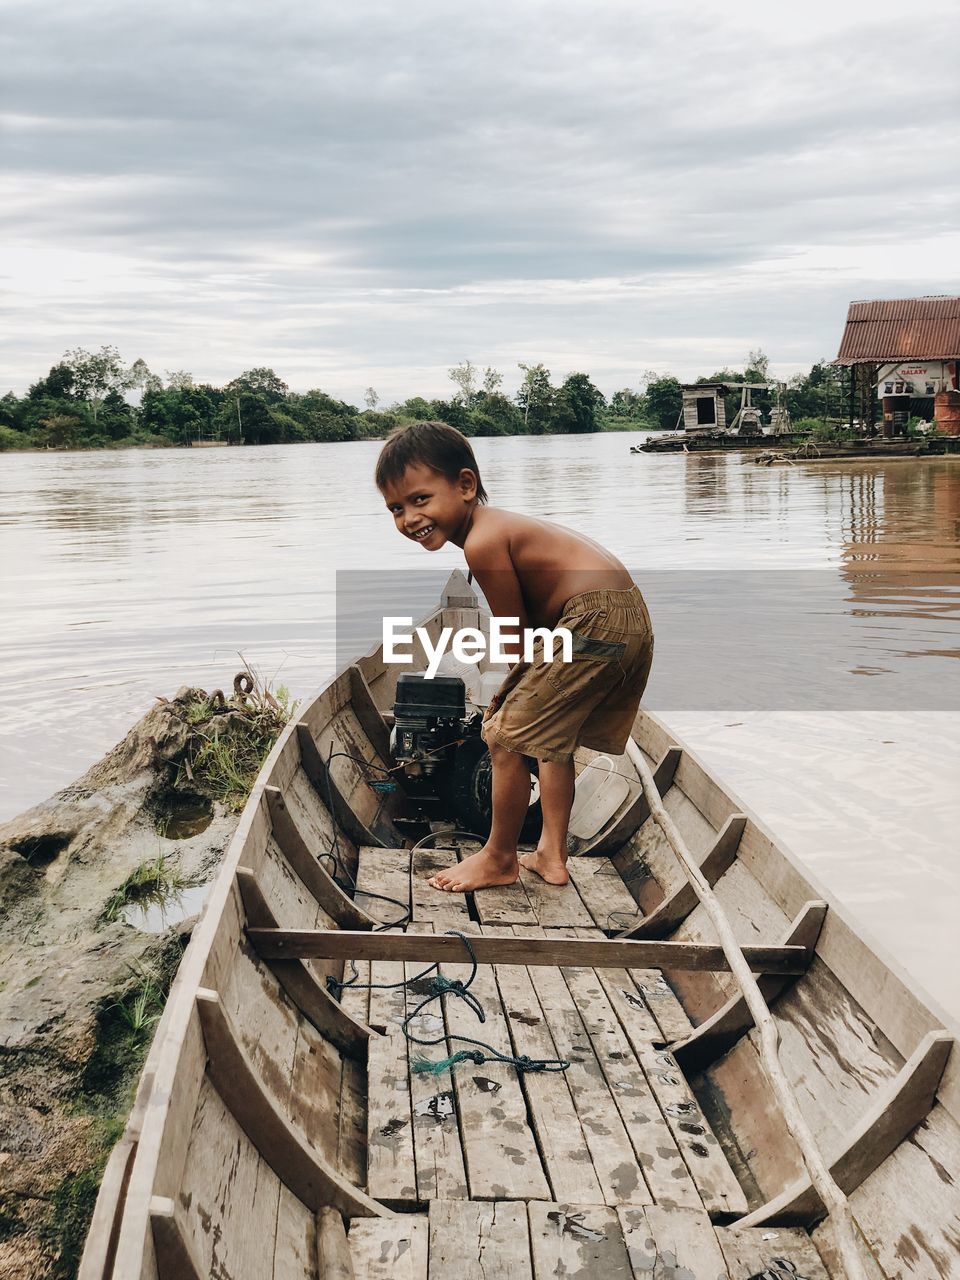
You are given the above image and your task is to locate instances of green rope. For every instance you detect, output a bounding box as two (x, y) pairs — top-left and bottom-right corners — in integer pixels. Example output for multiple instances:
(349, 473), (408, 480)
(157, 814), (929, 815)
(327, 929), (569, 1078)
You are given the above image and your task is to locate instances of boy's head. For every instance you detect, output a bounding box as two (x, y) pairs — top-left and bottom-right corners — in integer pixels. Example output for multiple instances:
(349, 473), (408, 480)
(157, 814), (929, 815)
(376, 421), (489, 552)
(375, 420), (488, 504)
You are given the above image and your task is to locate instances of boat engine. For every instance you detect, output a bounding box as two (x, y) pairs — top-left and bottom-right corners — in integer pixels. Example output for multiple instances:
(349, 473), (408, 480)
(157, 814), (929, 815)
(390, 672), (541, 840)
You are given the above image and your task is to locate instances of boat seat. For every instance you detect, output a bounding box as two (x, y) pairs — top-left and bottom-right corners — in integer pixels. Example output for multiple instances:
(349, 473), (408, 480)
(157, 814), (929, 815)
(346, 1204), (833, 1279)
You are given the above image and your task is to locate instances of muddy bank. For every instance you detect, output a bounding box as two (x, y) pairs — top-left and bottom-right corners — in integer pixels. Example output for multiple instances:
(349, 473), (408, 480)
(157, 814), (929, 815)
(0, 680), (289, 1279)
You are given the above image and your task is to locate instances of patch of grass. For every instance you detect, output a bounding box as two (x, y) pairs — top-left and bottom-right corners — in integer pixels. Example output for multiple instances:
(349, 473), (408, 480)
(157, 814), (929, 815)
(100, 852), (189, 924)
(109, 965), (166, 1034)
(77, 937), (185, 1113)
(176, 669), (297, 811)
(39, 1169), (103, 1277)
(792, 416), (826, 433)
(811, 421), (857, 443)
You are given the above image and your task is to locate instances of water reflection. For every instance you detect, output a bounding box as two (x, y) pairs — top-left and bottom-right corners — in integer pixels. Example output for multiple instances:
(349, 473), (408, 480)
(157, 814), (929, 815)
(682, 452), (727, 512)
(840, 464), (960, 599)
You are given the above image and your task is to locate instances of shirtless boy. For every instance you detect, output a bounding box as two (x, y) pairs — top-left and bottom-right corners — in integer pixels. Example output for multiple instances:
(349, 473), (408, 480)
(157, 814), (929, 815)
(376, 421), (653, 893)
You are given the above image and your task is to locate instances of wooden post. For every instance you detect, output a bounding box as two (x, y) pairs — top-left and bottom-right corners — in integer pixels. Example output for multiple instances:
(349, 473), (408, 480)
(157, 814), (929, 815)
(316, 1207), (356, 1280)
(624, 739), (870, 1280)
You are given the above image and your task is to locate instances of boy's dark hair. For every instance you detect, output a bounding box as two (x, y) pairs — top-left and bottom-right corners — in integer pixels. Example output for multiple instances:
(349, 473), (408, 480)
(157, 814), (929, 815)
(375, 420), (489, 504)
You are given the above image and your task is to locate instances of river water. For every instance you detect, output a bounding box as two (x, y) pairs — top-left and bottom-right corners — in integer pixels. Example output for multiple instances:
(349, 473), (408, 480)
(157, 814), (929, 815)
(1, 435), (958, 1015)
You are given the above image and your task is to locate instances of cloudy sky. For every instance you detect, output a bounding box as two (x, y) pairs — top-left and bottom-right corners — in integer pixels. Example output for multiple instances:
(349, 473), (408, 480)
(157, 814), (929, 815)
(2, 0), (958, 404)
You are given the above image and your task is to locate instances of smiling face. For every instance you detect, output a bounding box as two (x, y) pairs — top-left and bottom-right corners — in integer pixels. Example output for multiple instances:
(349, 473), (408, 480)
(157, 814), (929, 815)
(381, 461), (478, 550)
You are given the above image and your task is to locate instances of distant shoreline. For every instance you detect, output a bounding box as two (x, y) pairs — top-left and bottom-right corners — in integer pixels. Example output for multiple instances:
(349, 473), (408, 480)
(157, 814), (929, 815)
(0, 424), (670, 456)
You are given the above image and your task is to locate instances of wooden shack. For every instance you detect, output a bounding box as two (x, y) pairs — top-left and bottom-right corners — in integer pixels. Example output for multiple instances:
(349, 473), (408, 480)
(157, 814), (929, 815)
(836, 296), (960, 436)
(682, 384), (727, 434)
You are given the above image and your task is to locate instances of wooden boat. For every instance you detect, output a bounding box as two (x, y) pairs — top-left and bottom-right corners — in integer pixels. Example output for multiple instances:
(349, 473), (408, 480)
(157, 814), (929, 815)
(80, 571), (959, 1280)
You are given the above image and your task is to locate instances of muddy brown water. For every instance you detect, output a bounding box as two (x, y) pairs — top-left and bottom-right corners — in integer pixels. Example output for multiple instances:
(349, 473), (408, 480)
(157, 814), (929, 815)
(1, 436), (958, 1014)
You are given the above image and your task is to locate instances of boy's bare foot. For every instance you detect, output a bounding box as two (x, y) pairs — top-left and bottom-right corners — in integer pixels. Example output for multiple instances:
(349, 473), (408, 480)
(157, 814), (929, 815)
(428, 846), (519, 893)
(518, 849), (569, 885)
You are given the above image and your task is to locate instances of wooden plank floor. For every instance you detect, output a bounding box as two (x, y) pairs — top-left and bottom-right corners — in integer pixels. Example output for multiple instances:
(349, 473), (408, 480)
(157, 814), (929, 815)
(347, 1205), (832, 1278)
(353, 848), (744, 1218)
(337, 849), (831, 1276)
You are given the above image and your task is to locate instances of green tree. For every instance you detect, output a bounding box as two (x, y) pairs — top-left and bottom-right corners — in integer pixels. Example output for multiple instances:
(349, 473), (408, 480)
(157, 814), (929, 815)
(28, 362), (76, 403)
(287, 389), (359, 442)
(0, 391), (22, 431)
(139, 384), (223, 444)
(482, 367), (503, 394)
(448, 360), (478, 404)
(357, 409), (401, 438)
(516, 363), (554, 433)
(469, 391), (522, 436)
(215, 395), (278, 444)
(642, 374), (683, 429)
(553, 373), (604, 433)
(20, 393), (92, 441)
(224, 368), (289, 403)
(34, 412), (84, 448)
(745, 348), (770, 380)
(0, 425), (30, 450)
(397, 396), (434, 420)
(98, 388), (136, 440)
(608, 388), (645, 419)
(62, 346), (131, 424)
(128, 358), (163, 400)
(784, 360), (844, 423)
(219, 369), (290, 444)
(431, 397), (473, 434)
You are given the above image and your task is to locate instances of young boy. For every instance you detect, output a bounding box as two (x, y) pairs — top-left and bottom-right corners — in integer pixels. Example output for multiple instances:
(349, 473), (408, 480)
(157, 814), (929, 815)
(376, 421), (653, 893)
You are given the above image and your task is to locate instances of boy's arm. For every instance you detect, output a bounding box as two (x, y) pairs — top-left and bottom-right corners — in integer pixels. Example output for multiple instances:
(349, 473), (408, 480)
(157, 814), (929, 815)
(466, 531), (528, 666)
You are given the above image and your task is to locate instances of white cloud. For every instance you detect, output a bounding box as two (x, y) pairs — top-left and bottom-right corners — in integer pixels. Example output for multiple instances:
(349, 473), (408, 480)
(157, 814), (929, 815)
(1, 0), (957, 402)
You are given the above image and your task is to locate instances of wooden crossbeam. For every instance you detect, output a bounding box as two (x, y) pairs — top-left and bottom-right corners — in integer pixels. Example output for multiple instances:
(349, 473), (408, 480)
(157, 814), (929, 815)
(737, 1031), (954, 1227)
(245, 928), (810, 974)
(265, 786), (378, 930)
(673, 901), (828, 1070)
(235, 867), (372, 1060)
(619, 813), (747, 940)
(194, 989), (391, 1219)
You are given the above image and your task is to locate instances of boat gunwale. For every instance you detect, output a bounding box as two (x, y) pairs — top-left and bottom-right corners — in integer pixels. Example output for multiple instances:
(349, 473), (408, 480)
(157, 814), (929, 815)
(109, 717), (305, 1277)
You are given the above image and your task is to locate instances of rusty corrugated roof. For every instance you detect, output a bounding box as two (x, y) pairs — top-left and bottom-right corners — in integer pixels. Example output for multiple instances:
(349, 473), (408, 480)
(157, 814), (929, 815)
(836, 296), (960, 363)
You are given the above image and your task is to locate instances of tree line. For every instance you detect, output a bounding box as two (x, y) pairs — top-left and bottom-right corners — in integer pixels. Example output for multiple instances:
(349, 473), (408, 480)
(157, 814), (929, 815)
(0, 346), (849, 451)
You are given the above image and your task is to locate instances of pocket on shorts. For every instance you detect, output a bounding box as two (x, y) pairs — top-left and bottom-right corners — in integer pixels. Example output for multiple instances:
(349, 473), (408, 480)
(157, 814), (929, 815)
(545, 635), (626, 702)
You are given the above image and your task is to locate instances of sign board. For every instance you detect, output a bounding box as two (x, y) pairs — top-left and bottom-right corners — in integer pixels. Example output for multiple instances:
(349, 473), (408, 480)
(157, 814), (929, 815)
(877, 362), (948, 398)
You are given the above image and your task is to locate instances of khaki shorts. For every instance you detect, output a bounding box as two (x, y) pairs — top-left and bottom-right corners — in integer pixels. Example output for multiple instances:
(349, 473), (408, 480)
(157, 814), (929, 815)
(481, 584), (654, 763)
